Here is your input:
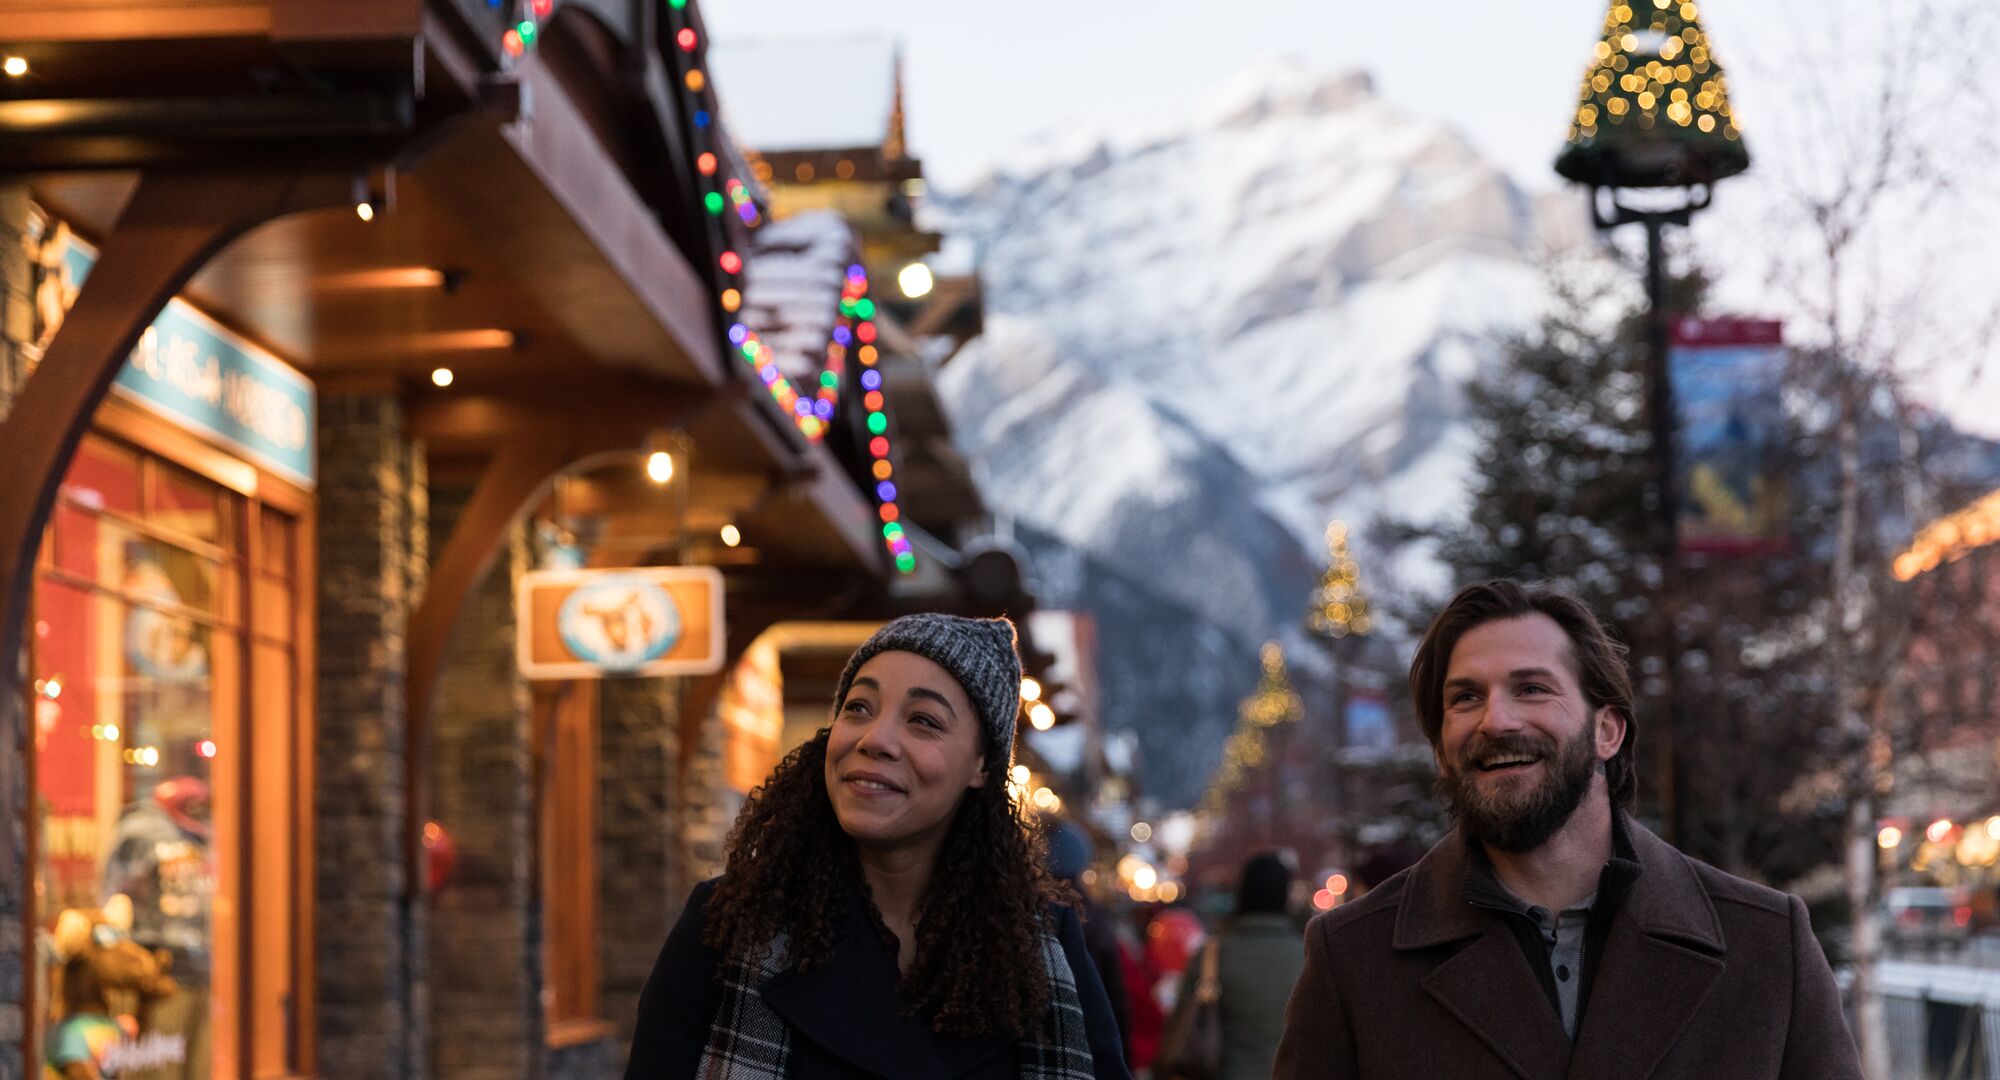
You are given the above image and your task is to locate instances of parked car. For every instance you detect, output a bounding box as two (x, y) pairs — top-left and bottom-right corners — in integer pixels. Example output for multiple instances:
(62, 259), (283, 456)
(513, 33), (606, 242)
(1884, 886), (1974, 953)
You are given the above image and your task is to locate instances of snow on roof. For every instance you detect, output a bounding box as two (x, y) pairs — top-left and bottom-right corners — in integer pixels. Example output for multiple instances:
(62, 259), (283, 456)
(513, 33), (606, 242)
(743, 211), (858, 383)
(708, 37), (898, 154)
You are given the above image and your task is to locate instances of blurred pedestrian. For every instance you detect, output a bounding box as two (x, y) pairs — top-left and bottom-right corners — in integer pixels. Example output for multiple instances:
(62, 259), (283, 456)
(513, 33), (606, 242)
(1160, 853), (1304, 1080)
(1275, 580), (1862, 1079)
(625, 613), (1129, 1079)
(1048, 820), (1135, 1070)
(1116, 913), (1166, 1072)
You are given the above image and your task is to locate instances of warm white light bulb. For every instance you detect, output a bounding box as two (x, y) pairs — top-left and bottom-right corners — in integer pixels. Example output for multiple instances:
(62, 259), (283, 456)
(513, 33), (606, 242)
(355, 201), (376, 222)
(720, 524), (741, 547)
(1029, 703), (1056, 731)
(430, 367), (454, 387)
(3, 57), (27, 77)
(1020, 677), (1042, 702)
(646, 451), (674, 485)
(898, 262), (934, 299)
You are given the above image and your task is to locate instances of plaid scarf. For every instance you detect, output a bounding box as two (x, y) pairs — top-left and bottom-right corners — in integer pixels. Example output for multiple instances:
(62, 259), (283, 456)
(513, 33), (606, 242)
(697, 927), (1097, 1079)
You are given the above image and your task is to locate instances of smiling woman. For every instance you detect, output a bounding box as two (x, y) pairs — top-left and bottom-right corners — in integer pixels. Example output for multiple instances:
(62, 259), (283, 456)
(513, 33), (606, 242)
(624, 614), (1131, 1080)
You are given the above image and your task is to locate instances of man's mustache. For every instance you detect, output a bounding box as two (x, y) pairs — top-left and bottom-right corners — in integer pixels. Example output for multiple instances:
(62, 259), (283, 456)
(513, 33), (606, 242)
(1457, 732), (1556, 769)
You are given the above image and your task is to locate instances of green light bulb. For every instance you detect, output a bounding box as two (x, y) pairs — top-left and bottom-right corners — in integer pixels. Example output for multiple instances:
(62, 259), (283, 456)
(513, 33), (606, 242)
(867, 413), (888, 435)
(704, 192), (724, 215)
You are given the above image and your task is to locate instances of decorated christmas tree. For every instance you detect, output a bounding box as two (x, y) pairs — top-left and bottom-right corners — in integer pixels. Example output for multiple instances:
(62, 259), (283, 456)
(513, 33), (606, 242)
(1306, 521), (1373, 640)
(1199, 642), (1302, 814)
(1555, 0), (1748, 188)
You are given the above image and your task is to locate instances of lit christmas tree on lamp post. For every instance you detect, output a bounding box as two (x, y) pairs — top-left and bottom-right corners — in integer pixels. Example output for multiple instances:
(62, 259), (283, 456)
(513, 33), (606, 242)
(1198, 642), (1303, 851)
(1556, 0), (1748, 554)
(1554, 0), (1748, 846)
(1306, 521), (1372, 642)
(1305, 521), (1372, 869)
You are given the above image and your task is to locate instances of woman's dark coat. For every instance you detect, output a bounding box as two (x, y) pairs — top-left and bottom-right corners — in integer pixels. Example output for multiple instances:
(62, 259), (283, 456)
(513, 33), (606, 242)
(625, 879), (1132, 1079)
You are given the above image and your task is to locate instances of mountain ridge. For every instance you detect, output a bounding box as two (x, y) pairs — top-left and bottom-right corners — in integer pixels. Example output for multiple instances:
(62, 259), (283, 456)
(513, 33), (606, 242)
(933, 61), (1561, 802)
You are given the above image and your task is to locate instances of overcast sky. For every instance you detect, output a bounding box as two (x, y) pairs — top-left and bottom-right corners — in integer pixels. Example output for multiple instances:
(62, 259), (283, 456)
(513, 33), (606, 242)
(705, 0), (1768, 191)
(704, 1), (2000, 435)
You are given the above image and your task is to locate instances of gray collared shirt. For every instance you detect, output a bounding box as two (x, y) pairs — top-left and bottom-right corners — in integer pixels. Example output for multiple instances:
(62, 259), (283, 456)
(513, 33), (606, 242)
(1527, 895), (1597, 1039)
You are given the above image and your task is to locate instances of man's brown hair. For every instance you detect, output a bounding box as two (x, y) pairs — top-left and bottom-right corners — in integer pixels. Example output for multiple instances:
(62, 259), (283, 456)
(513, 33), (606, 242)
(1408, 579), (1638, 807)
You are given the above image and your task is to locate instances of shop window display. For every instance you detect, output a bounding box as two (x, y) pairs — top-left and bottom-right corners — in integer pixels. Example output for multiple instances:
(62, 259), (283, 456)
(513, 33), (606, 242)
(33, 435), (249, 1080)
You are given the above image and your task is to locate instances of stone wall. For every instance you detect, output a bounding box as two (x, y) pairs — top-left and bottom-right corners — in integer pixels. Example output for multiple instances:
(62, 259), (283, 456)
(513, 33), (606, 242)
(595, 677), (685, 1056)
(314, 394), (427, 1080)
(0, 185), (32, 424)
(426, 486), (543, 1080)
(680, 685), (732, 892)
(0, 182), (33, 1080)
(547, 1037), (620, 1080)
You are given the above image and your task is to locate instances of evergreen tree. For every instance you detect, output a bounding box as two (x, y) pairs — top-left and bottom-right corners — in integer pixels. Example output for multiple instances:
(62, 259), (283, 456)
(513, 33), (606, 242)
(1407, 264), (1844, 883)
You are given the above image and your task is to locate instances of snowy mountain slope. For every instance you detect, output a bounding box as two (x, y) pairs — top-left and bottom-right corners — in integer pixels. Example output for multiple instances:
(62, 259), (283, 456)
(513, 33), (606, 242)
(934, 60), (1562, 801)
(944, 60), (1551, 543)
(940, 316), (1321, 653)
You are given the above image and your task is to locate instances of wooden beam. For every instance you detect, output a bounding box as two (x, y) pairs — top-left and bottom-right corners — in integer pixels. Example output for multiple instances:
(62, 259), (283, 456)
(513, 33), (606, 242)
(0, 167), (347, 792)
(406, 380), (709, 446)
(413, 54), (723, 389)
(4, 5), (273, 40)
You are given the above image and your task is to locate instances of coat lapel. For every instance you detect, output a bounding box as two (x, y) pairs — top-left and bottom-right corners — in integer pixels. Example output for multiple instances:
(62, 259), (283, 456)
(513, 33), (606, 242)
(757, 889), (1012, 1079)
(1397, 832), (1572, 1080)
(1419, 927), (1575, 1080)
(1566, 823), (1726, 1080)
(759, 892), (947, 1079)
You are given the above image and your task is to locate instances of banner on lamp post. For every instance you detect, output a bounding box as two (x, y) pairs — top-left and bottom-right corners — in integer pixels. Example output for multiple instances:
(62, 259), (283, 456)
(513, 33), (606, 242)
(1671, 317), (1791, 557)
(516, 567), (726, 679)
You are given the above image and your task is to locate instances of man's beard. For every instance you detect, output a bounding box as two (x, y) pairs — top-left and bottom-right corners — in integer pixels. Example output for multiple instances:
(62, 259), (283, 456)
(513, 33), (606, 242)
(1436, 726), (1599, 854)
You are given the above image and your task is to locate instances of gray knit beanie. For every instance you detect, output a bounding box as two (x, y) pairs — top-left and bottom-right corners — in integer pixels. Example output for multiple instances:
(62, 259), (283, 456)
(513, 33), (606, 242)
(832, 613), (1023, 765)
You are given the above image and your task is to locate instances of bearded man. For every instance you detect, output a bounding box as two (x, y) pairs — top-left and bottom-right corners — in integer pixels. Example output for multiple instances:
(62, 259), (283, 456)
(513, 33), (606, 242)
(1274, 579), (1861, 1079)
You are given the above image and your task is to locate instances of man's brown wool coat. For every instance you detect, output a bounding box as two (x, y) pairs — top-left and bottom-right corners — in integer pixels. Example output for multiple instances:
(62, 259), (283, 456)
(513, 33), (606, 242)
(1273, 818), (1862, 1080)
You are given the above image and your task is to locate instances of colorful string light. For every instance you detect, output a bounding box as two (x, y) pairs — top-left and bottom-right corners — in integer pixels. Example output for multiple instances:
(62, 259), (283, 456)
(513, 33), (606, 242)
(490, 0), (543, 59)
(660, 4), (913, 573)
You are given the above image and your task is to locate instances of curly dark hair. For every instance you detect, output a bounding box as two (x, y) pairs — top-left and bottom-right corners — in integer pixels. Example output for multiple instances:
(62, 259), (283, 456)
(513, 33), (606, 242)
(702, 727), (1071, 1039)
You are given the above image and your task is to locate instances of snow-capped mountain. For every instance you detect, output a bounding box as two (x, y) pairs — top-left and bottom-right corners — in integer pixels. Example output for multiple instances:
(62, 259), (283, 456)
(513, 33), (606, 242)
(934, 59), (1566, 802)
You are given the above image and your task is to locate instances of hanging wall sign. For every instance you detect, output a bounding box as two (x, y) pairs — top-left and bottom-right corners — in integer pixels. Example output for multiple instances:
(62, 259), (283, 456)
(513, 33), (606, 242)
(1670, 316), (1790, 556)
(516, 566), (726, 679)
(48, 228), (317, 488)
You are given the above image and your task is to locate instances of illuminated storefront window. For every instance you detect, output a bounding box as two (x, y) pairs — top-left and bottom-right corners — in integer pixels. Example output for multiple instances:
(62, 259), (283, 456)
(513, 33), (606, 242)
(31, 429), (307, 1079)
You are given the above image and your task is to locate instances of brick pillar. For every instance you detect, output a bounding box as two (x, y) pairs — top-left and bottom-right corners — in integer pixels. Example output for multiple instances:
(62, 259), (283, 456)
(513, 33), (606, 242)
(0, 183), (31, 1080)
(595, 677), (684, 1047)
(0, 186), (52, 1080)
(315, 394), (426, 1080)
(426, 486), (542, 1080)
(0, 185), (32, 425)
(679, 688), (732, 891)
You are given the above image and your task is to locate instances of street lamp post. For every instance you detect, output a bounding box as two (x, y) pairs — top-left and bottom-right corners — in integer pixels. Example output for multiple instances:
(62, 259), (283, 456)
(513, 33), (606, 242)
(1556, 0), (1748, 844)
